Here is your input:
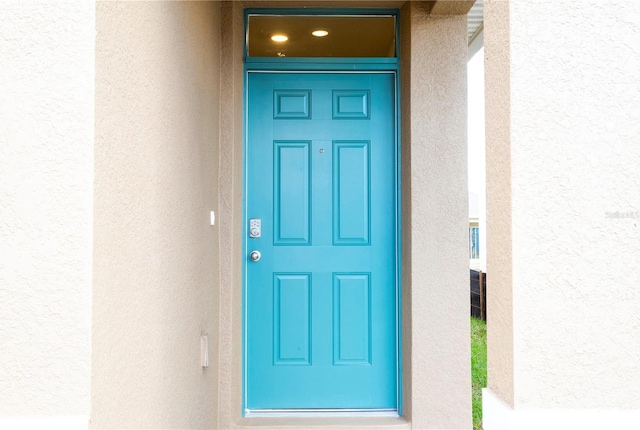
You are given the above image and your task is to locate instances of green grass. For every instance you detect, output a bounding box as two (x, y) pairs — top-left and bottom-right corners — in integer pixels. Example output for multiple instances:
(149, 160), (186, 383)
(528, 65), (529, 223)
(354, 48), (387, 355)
(471, 317), (487, 430)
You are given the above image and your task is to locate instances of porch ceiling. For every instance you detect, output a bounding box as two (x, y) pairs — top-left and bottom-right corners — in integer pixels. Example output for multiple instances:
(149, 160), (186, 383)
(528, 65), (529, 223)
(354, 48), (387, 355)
(467, 0), (483, 44)
(242, 0), (484, 45)
(241, 1), (406, 7)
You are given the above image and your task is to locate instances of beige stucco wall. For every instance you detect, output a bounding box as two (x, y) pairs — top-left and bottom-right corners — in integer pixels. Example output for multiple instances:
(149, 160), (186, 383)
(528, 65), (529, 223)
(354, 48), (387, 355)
(484, 0), (514, 408)
(93, 2), (221, 428)
(0, 1), (94, 427)
(510, 0), (640, 409)
(1, 0), (472, 427)
(216, 1), (246, 428)
(485, 0), (640, 426)
(401, 2), (472, 429)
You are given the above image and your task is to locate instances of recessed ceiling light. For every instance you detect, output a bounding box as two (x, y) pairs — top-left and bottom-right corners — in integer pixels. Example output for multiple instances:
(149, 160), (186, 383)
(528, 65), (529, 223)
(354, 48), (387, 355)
(271, 34), (288, 42)
(312, 30), (329, 37)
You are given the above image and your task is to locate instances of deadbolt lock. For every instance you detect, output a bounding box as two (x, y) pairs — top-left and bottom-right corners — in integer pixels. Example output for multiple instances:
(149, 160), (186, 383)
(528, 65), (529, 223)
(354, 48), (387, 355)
(249, 218), (261, 238)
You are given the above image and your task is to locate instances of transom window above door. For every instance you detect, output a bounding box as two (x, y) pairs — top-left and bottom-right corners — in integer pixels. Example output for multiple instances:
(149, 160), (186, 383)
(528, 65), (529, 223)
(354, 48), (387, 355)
(247, 13), (397, 58)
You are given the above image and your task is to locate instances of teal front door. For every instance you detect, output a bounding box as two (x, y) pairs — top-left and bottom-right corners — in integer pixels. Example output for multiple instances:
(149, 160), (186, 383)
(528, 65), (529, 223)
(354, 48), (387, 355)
(246, 72), (397, 411)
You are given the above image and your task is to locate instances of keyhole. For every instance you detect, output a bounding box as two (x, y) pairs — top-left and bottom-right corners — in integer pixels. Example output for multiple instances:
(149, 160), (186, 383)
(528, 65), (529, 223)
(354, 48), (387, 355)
(319, 148), (324, 153)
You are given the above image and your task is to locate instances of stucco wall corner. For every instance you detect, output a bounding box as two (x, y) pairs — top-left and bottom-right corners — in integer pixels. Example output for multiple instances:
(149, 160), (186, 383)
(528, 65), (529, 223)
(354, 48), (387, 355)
(484, 0), (515, 410)
(485, 0), (640, 420)
(216, 1), (246, 428)
(402, 2), (472, 428)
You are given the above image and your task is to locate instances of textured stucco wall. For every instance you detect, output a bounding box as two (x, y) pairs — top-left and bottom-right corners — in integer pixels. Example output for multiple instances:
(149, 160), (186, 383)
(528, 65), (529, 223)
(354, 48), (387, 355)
(510, 0), (640, 409)
(486, 0), (640, 416)
(93, 2), (221, 428)
(485, 0), (514, 408)
(2, 0), (474, 427)
(216, 1), (246, 428)
(0, 0), (94, 422)
(402, 2), (472, 428)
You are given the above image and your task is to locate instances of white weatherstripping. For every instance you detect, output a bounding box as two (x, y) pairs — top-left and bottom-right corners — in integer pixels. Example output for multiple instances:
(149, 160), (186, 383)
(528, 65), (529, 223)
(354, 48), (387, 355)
(245, 410), (399, 418)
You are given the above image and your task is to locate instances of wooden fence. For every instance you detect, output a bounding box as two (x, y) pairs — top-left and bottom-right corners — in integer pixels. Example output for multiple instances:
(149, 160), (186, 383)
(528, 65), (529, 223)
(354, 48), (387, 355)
(470, 269), (486, 321)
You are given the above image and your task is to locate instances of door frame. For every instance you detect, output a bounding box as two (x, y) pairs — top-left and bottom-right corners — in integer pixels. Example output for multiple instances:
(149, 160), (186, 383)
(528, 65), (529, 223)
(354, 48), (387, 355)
(242, 9), (402, 416)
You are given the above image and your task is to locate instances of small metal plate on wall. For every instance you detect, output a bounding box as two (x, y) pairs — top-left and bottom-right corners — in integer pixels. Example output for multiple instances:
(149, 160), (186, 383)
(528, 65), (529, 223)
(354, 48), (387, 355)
(249, 218), (261, 238)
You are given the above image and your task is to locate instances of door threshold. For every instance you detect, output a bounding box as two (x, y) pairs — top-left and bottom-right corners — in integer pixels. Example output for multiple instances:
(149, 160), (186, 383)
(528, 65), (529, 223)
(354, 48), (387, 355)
(245, 410), (399, 418)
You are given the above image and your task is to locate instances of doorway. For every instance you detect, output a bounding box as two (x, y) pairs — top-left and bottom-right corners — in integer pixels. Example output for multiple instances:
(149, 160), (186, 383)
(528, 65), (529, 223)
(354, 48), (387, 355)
(244, 71), (399, 411)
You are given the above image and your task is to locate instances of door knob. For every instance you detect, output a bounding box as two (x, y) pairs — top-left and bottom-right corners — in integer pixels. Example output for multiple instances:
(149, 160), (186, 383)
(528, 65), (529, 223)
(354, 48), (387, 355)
(249, 250), (261, 262)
